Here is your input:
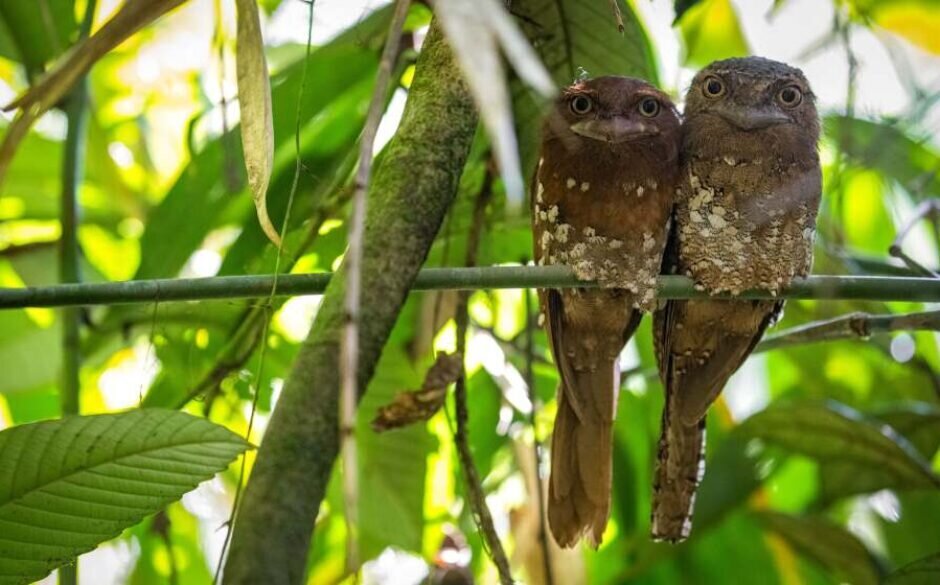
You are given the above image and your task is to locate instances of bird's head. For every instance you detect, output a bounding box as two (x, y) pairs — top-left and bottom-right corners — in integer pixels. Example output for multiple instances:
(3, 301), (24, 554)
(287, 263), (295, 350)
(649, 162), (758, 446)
(546, 76), (680, 153)
(683, 57), (819, 161)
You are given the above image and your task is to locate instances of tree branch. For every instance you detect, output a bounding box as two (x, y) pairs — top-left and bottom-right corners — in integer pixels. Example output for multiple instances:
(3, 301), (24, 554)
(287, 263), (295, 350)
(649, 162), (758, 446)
(222, 21), (478, 584)
(757, 309), (940, 352)
(4, 270), (940, 309)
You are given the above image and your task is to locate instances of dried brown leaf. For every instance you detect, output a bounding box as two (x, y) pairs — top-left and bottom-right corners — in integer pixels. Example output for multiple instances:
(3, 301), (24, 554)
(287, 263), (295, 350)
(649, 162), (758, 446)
(235, 0), (280, 247)
(371, 352), (462, 432)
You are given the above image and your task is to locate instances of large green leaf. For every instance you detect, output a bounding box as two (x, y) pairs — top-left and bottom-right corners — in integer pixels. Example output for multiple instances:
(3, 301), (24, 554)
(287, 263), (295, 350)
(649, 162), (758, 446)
(0, 409), (250, 584)
(826, 115), (940, 201)
(512, 0), (658, 177)
(886, 551), (940, 584)
(356, 307), (435, 561)
(755, 511), (881, 585)
(738, 401), (940, 504)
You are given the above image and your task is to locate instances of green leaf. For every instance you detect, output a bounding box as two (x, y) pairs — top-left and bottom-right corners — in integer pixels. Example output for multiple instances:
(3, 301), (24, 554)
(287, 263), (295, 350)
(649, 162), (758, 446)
(356, 338), (435, 561)
(755, 511), (881, 585)
(887, 552), (940, 585)
(677, 0), (750, 67)
(0, 310), (60, 396)
(512, 0), (658, 177)
(694, 433), (762, 530)
(0, 409), (250, 584)
(738, 401), (940, 503)
(0, 0), (77, 74)
(874, 403), (940, 460)
(826, 115), (940, 202)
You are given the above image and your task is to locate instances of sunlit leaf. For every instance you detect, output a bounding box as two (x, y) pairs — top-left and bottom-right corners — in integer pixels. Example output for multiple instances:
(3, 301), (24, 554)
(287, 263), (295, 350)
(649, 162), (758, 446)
(0, 0), (188, 188)
(756, 511), (881, 585)
(0, 410), (250, 584)
(677, 0), (750, 67)
(235, 0), (279, 248)
(849, 0), (940, 54)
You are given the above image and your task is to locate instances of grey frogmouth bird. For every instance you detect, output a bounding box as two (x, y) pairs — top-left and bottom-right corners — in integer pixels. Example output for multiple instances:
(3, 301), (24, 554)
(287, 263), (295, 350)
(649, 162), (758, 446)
(652, 57), (822, 542)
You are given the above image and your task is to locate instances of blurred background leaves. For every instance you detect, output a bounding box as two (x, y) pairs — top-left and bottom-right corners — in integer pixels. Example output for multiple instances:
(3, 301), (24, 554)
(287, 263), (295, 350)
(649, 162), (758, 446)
(0, 0), (938, 583)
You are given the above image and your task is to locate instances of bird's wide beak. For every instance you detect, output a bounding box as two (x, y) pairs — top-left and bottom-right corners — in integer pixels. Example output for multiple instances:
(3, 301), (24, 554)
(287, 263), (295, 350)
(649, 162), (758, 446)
(569, 117), (658, 143)
(717, 106), (791, 131)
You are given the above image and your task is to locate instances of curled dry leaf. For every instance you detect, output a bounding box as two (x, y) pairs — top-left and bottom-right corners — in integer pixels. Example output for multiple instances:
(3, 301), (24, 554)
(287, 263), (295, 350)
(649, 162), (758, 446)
(0, 0), (188, 187)
(432, 0), (555, 208)
(235, 0), (280, 247)
(372, 352), (463, 432)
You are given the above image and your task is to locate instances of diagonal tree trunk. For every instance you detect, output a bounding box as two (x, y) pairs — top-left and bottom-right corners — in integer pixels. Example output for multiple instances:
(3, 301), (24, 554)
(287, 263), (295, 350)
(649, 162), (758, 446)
(223, 21), (478, 584)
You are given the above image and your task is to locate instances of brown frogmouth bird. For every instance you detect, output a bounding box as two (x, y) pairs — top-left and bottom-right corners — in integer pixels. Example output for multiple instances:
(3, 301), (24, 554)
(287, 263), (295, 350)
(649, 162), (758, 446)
(533, 76), (680, 547)
(652, 57), (821, 542)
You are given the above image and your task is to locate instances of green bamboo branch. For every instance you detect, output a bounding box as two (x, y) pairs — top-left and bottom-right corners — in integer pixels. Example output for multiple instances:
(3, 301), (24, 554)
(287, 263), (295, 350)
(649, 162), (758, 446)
(2, 268), (940, 310)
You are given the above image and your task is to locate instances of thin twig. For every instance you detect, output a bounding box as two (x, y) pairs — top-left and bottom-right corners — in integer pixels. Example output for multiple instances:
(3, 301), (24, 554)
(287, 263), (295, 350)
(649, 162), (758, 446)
(340, 0), (411, 571)
(756, 309), (940, 352)
(523, 285), (553, 585)
(890, 199), (940, 278)
(453, 167), (514, 584)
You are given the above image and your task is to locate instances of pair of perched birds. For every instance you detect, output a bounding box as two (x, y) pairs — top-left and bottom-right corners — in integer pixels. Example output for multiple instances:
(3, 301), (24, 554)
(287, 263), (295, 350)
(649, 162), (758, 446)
(532, 56), (822, 547)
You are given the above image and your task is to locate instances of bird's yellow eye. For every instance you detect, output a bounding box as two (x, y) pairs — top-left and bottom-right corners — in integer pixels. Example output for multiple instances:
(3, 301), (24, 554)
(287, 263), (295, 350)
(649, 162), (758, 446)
(638, 97), (660, 117)
(778, 85), (802, 107)
(569, 95), (593, 115)
(702, 76), (725, 98)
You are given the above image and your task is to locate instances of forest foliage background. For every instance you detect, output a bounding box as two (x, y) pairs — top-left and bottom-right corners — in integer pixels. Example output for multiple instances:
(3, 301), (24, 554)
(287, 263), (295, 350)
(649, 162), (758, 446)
(1, 0), (940, 583)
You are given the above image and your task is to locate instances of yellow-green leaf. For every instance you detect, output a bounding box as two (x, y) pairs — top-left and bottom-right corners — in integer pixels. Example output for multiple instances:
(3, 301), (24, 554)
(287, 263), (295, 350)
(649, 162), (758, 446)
(677, 0), (750, 67)
(235, 0), (280, 247)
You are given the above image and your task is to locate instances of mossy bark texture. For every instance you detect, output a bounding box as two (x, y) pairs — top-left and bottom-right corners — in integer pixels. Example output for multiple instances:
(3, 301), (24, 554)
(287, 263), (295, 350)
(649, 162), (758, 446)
(223, 22), (477, 584)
